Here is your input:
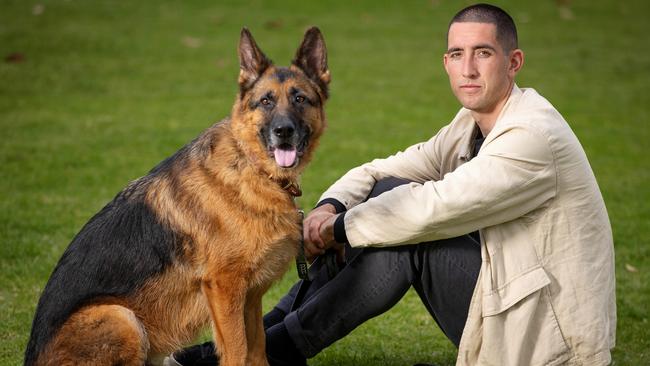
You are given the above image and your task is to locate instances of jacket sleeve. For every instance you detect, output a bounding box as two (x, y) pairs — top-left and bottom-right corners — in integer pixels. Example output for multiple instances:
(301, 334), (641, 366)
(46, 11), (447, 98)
(318, 127), (446, 209)
(342, 124), (557, 247)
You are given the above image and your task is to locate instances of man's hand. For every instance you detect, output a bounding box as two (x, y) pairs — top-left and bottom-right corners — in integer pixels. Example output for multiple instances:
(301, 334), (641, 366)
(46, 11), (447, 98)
(303, 204), (344, 262)
(318, 214), (346, 264)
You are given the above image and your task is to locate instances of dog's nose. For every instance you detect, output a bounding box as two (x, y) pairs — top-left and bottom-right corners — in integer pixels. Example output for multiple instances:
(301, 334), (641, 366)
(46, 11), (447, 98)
(273, 123), (295, 138)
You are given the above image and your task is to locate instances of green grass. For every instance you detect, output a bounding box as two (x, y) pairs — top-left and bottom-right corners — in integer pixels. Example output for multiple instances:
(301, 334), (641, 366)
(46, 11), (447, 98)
(1, 0), (649, 364)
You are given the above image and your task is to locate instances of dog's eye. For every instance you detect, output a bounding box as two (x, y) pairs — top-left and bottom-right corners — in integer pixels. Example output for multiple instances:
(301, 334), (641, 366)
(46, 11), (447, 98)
(261, 98), (271, 106)
(295, 95), (305, 104)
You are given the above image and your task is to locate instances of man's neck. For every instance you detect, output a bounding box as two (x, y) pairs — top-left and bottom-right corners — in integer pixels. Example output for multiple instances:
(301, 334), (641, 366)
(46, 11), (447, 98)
(471, 83), (514, 137)
(472, 114), (495, 137)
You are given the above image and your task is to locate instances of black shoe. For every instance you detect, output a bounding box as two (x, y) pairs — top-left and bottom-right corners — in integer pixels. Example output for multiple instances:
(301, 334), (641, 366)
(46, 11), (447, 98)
(163, 340), (307, 366)
(267, 353), (308, 366)
(163, 341), (218, 366)
(265, 322), (307, 366)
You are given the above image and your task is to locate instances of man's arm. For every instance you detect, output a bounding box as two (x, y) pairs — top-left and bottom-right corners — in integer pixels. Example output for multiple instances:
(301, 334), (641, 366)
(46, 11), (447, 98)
(303, 129), (448, 258)
(318, 130), (445, 212)
(321, 124), (556, 248)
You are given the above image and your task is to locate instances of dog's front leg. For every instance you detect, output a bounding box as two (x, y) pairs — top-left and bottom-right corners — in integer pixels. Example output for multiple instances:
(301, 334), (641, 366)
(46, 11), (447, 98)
(245, 285), (271, 366)
(201, 278), (247, 366)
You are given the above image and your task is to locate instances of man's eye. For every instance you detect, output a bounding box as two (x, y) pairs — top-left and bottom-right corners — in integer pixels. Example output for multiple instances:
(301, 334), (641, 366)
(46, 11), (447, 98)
(295, 95), (305, 104)
(449, 52), (462, 59)
(477, 50), (492, 57)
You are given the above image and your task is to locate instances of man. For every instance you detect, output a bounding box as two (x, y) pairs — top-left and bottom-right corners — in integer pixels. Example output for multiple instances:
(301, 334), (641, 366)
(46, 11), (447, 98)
(169, 3), (615, 365)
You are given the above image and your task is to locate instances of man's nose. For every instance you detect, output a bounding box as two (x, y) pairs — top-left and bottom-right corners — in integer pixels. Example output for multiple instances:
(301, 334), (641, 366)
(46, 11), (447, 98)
(462, 55), (478, 79)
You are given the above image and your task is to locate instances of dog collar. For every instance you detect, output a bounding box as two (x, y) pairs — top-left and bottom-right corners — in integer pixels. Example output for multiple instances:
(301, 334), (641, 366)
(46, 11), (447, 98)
(278, 178), (302, 197)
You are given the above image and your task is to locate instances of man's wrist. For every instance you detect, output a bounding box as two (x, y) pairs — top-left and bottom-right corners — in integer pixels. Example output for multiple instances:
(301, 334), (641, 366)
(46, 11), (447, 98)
(333, 212), (348, 244)
(315, 198), (347, 214)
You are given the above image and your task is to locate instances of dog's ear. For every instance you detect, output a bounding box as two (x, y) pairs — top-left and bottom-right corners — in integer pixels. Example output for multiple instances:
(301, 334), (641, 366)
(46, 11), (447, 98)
(238, 28), (272, 91)
(293, 27), (330, 95)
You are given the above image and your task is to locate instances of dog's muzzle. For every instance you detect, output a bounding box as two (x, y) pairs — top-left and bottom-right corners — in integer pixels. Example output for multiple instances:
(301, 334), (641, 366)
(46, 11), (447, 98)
(263, 115), (308, 168)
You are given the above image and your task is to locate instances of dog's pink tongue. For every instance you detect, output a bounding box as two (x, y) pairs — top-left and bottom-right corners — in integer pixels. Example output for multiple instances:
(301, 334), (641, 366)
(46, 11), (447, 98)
(274, 147), (297, 167)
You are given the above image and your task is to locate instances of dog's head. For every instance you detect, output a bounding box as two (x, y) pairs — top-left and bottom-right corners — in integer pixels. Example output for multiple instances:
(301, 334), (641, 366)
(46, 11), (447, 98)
(231, 27), (329, 180)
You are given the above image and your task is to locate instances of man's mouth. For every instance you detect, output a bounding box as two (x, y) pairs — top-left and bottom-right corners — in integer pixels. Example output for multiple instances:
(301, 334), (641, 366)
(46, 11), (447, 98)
(460, 84), (481, 92)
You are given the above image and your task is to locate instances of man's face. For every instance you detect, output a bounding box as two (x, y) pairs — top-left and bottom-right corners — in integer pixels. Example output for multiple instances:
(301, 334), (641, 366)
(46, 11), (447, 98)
(444, 22), (520, 114)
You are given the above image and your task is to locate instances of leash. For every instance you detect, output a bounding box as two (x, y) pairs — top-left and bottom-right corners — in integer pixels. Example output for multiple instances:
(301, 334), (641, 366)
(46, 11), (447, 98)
(296, 210), (310, 280)
(273, 181), (311, 280)
(296, 210), (340, 281)
(271, 175), (339, 280)
(292, 209), (341, 311)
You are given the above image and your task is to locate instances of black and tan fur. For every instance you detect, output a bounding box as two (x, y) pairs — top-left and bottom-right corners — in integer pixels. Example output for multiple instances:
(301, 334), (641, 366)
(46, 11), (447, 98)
(25, 27), (330, 366)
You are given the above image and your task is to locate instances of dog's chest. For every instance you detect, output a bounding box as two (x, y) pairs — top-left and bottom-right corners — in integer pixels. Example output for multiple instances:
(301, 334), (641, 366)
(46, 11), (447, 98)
(246, 212), (300, 286)
(252, 238), (297, 286)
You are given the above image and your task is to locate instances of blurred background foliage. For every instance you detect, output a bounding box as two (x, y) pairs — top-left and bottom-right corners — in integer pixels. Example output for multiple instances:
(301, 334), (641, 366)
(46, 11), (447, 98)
(1, 1), (648, 364)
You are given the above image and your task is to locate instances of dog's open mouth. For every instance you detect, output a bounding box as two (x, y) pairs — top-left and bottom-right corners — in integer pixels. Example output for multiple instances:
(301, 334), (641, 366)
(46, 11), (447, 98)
(272, 143), (299, 168)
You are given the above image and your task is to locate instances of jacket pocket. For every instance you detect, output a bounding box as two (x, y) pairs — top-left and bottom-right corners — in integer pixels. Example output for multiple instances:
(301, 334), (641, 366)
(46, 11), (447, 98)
(480, 268), (571, 366)
(482, 265), (550, 316)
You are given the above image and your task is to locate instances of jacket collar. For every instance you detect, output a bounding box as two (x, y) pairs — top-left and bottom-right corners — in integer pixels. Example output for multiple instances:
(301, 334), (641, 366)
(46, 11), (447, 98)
(457, 84), (523, 161)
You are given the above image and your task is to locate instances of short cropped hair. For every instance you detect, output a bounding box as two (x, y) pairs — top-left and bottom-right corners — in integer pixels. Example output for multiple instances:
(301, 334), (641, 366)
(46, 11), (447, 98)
(448, 3), (518, 52)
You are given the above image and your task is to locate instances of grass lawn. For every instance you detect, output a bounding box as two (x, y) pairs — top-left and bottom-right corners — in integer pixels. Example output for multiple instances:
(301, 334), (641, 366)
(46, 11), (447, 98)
(1, 0), (648, 364)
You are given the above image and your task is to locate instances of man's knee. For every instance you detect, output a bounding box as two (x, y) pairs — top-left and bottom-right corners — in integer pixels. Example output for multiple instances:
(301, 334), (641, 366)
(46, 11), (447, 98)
(368, 177), (412, 199)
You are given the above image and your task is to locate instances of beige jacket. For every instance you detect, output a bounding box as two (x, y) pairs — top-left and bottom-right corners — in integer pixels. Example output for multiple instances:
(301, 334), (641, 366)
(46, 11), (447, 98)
(320, 86), (616, 365)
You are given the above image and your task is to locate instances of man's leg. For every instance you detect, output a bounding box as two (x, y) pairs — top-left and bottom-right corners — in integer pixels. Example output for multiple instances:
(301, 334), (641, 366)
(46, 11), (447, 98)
(411, 236), (481, 347)
(275, 235), (480, 359)
(272, 178), (481, 359)
(277, 244), (417, 358)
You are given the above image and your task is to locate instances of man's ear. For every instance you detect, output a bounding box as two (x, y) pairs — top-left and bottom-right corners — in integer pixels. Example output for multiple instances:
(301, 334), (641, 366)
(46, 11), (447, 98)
(443, 53), (450, 74)
(292, 27), (330, 94)
(509, 49), (524, 76)
(238, 28), (272, 91)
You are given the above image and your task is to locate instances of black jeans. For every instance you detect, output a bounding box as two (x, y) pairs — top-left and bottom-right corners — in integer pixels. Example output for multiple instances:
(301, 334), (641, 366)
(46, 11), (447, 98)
(275, 177), (482, 358)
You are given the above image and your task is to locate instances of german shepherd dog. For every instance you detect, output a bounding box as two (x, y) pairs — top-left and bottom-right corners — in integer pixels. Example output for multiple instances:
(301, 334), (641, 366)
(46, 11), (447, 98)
(25, 27), (330, 366)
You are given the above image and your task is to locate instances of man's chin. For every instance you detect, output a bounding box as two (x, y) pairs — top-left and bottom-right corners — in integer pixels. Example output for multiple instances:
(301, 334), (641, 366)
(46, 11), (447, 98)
(459, 100), (483, 111)
(454, 91), (481, 107)
(458, 94), (493, 111)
